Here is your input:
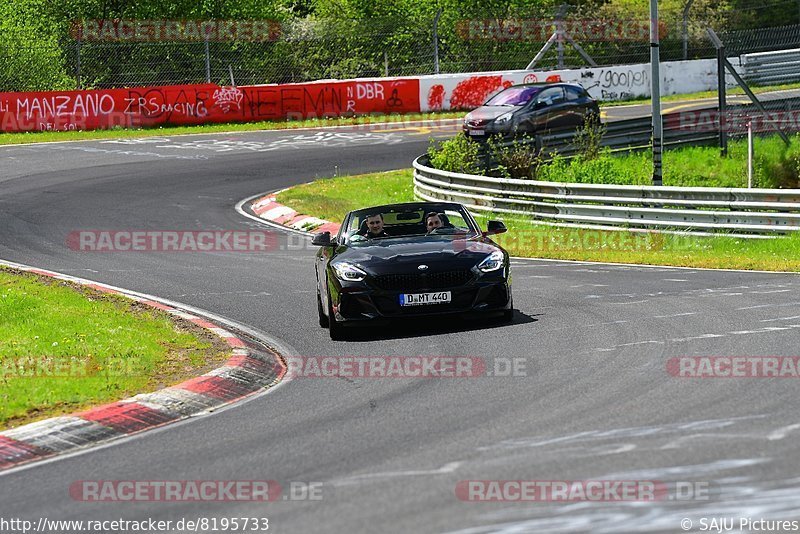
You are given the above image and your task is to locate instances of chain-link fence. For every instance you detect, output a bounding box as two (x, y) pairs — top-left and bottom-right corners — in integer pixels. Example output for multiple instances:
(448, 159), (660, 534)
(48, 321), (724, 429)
(3, 15), (800, 92)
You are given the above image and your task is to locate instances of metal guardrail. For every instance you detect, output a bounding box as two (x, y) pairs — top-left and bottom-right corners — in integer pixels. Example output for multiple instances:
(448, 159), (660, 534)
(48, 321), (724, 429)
(741, 48), (800, 85)
(413, 155), (800, 236)
(495, 97), (800, 161)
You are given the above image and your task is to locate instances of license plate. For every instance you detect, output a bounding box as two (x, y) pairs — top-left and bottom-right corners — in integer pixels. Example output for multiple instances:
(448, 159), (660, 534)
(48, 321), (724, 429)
(399, 291), (452, 306)
(468, 129), (485, 136)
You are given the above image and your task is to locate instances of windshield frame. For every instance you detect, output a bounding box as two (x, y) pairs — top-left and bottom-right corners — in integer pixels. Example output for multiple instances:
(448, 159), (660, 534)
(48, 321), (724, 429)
(339, 203), (481, 246)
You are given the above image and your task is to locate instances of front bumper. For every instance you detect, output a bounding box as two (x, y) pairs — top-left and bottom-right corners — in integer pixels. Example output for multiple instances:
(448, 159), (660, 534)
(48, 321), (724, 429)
(333, 281), (511, 323)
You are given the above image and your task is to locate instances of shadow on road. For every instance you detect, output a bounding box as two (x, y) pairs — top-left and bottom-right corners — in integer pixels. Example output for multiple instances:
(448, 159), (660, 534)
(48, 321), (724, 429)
(338, 310), (541, 342)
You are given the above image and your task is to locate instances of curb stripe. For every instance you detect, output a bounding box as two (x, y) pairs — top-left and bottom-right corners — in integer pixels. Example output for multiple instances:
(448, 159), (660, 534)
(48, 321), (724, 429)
(177, 375), (262, 401)
(2, 417), (122, 453)
(0, 436), (52, 469)
(250, 194), (341, 234)
(0, 261), (286, 473)
(77, 402), (179, 434)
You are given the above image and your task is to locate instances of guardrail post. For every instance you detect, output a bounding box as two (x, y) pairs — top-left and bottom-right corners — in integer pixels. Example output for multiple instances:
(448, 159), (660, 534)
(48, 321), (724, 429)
(748, 119), (754, 188)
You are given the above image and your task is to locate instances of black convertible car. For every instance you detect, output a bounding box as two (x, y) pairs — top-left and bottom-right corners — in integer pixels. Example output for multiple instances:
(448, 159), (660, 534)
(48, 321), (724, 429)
(312, 202), (513, 340)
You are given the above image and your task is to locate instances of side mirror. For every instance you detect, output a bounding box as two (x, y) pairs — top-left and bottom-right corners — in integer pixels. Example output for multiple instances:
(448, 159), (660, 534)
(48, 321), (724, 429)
(485, 221), (507, 236)
(311, 231), (332, 246)
(532, 101), (546, 110)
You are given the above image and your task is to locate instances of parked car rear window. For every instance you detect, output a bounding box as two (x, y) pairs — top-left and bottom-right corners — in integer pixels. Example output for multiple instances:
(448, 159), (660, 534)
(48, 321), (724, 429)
(565, 86), (585, 101)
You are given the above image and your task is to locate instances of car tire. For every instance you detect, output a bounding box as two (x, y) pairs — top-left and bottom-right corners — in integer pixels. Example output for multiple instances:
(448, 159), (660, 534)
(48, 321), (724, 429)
(317, 290), (329, 328)
(327, 291), (347, 341)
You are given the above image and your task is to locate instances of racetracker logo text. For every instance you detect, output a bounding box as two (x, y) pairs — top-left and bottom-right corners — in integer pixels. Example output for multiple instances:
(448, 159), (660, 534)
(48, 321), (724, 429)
(69, 480), (282, 501)
(455, 19), (668, 41)
(456, 480), (713, 502)
(69, 19), (282, 42)
(667, 356), (800, 378)
(67, 230), (279, 252)
(284, 356), (527, 378)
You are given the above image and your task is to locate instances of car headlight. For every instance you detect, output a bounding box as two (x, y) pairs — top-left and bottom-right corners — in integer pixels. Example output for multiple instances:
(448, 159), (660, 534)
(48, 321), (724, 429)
(494, 112), (513, 125)
(477, 250), (505, 272)
(332, 261), (368, 282)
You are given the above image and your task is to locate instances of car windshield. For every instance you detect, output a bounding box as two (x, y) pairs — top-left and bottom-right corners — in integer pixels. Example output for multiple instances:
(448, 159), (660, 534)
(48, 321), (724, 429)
(341, 204), (480, 246)
(484, 86), (542, 106)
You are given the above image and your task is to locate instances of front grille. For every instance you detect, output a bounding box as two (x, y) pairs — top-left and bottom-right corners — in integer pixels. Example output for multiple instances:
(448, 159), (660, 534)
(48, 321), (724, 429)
(370, 270), (474, 291)
(466, 119), (489, 128)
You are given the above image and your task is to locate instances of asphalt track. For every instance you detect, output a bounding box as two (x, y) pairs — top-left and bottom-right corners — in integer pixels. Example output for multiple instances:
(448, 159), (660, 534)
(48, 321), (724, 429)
(1, 115), (800, 533)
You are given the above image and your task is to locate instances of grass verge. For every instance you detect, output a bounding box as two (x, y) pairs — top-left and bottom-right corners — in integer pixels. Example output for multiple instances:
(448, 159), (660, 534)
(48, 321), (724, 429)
(534, 135), (800, 188)
(275, 169), (800, 271)
(0, 268), (230, 429)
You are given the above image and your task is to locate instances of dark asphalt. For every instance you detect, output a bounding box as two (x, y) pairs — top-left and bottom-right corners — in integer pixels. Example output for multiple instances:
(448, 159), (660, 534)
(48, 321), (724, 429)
(1, 122), (800, 533)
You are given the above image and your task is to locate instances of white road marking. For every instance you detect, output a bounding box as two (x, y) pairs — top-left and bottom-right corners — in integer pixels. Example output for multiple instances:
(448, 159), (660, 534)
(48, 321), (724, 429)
(759, 315), (800, 322)
(670, 333), (724, 342)
(653, 312), (698, 318)
(768, 423), (800, 441)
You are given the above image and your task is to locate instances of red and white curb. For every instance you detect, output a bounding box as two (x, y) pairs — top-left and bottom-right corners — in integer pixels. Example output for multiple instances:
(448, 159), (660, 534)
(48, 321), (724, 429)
(0, 261), (286, 471)
(251, 195), (340, 235)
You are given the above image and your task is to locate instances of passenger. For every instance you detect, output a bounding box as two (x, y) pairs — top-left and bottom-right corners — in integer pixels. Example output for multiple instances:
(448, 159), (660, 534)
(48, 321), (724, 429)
(425, 212), (445, 234)
(363, 213), (389, 238)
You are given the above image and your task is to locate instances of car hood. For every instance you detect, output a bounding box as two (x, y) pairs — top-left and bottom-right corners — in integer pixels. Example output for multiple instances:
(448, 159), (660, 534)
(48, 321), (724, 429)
(465, 106), (518, 122)
(334, 238), (501, 275)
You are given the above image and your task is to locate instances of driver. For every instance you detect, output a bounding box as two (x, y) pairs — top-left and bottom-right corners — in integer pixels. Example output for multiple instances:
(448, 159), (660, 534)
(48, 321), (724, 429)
(363, 213), (389, 238)
(425, 212), (444, 234)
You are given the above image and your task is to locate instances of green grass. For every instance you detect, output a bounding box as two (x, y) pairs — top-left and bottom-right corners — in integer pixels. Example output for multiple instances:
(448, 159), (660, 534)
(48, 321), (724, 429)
(0, 111), (465, 146)
(276, 170), (415, 222)
(0, 268), (228, 428)
(531, 135), (800, 188)
(275, 169), (800, 271)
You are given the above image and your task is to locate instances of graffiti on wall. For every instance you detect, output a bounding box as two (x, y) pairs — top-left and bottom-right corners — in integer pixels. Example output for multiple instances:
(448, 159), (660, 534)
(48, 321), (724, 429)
(0, 80), (421, 133)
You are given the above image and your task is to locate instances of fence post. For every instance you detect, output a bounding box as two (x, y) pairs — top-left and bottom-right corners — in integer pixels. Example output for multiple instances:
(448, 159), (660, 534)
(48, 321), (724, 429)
(707, 29), (728, 157)
(682, 0), (694, 61)
(650, 0), (663, 186)
(556, 5), (566, 69)
(205, 35), (211, 83)
(433, 8), (442, 75)
(76, 37), (82, 90)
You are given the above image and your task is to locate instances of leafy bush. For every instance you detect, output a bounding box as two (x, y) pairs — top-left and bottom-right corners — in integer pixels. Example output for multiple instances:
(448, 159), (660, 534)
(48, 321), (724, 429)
(486, 134), (544, 179)
(572, 114), (606, 161)
(427, 135), (481, 174)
